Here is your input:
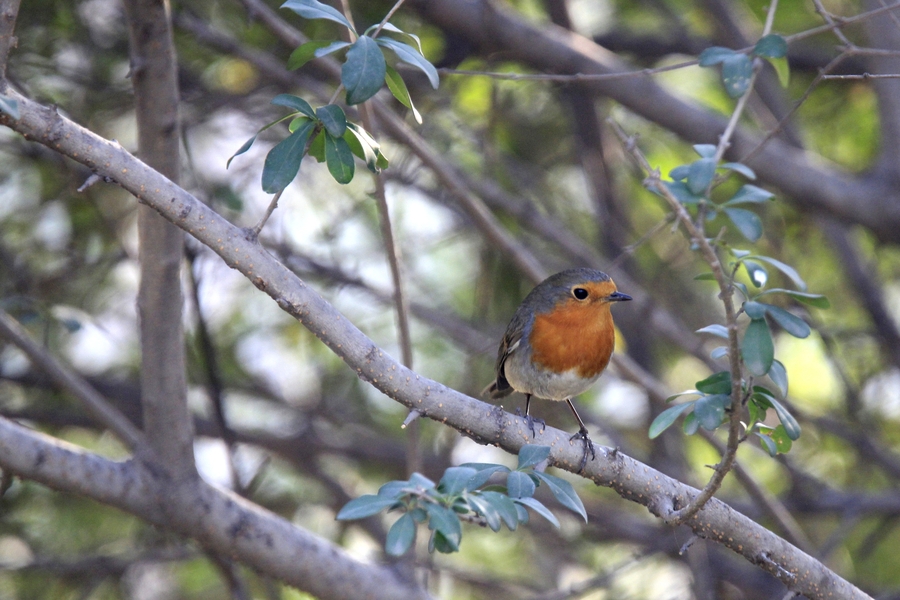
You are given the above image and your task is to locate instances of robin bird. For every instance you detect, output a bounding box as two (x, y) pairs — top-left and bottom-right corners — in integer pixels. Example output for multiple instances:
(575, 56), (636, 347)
(486, 268), (631, 472)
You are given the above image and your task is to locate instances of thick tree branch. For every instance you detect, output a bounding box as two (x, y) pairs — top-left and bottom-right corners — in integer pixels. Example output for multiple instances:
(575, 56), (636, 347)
(0, 87), (872, 600)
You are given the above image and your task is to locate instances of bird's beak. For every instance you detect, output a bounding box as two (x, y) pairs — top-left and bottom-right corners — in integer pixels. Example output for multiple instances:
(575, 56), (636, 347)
(608, 291), (632, 302)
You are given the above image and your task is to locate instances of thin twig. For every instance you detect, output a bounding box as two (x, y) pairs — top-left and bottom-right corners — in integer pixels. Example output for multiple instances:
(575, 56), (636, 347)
(339, 2), (420, 471)
(610, 119), (743, 525)
(252, 189), (284, 237)
(186, 245), (244, 494)
(371, 0), (407, 39)
(785, 1), (900, 43)
(439, 59), (698, 83)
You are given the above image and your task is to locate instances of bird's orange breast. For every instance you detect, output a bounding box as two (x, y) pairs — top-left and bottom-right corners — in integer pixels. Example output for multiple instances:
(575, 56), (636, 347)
(529, 300), (616, 379)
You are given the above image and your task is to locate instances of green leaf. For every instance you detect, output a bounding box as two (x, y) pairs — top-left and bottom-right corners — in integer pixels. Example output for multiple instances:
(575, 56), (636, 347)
(271, 94), (316, 119)
(438, 466), (478, 495)
(344, 123), (386, 173)
(346, 122), (387, 170)
(288, 116), (310, 133)
(699, 46), (738, 66)
(480, 491), (520, 530)
(764, 305), (810, 338)
(261, 119), (316, 193)
(746, 256), (806, 291)
(769, 55), (791, 87)
(461, 464), (510, 490)
(378, 22), (424, 54)
(0, 95), (20, 120)
(426, 504), (461, 550)
(768, 359), (788, 396)
(665, 390), (702, 403)
(649, 402), (695, 438)
(378, 480), (410, 498)
(694, 394), (729, 430)
(506, 470), (536, 499)
(748, 396), (766, 425)
(743, 260), (768, 288)
(324, 132), (355, 184)
(761, 289), (830, 309)
(693, 144), (717, 158)
(721, 53), (753, 98)
(281, 0), (356, 33)
(696, 371), (732, 395)
(409, 472), (435, 489)
(315, 104), (347, 137)
(532, 472), (587, 522)
(753, 34), (788, 59)
(227, 133), (258, 169)
(725, 184), (774, 205)
(313, 40), (352, 58)
(721, 162), (756, 179)
(466, 494), (502, 531)
(663, 180), (704, 204)
(697, 324), (729, 339)
(725, 207), (763, 242)
(768, 396), (801, 440)
(694, 272), (716, 281)
(376, 37), (440, 89)
(430, 530), (457, 554)
(669, 165), (690, 181)
(337, 494), (401, 520)
(515, 497), (560, 528)
(742, 317), (774, 376)
(385, 64), (422, 124)
(517, 444), (551, 469)
(743, 300), (767, 319)
(343, 36), (387, 105)
(770, 424), (794, 453)
(385, 513), (416, 556)
(307, 130), (325, 162)
(287, 40), (334, 70)
(687, 158), (717, 195)
(757, 431), (778, 456)
(683, 411), (700, 435)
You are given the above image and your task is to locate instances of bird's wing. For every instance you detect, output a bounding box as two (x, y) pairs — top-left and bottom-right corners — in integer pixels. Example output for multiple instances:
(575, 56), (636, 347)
(490, 330), (522, 397)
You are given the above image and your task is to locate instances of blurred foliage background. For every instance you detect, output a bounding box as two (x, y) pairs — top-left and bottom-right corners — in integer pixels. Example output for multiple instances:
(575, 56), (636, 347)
(2, 0), (900, 598)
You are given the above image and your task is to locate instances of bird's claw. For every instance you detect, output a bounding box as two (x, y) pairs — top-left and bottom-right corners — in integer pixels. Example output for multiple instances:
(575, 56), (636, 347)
(526, 414), (546, 438)
(514, 408), (545, 438)
(570, 427), (596, 473)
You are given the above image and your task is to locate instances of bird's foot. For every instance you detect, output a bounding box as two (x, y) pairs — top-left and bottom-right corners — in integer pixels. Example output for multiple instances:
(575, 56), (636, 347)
(569, 427), (596, 473)
(515, 408), (546, 438)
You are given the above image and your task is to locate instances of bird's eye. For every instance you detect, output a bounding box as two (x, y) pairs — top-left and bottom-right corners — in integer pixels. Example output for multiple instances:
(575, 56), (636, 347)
(572, 287), (589, 300)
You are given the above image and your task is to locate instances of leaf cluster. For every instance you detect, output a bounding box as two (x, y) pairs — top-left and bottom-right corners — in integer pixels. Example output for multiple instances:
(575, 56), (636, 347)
(650, 142), (829, 454)
(227, 0), (438, 191)
(699, 34), (789, 98)
(336, 445), (586, 556)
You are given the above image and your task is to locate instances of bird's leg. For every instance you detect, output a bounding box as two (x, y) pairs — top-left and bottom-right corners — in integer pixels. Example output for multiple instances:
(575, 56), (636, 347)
(566, 399), (595, 473)
(515, 394), (545, 438)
